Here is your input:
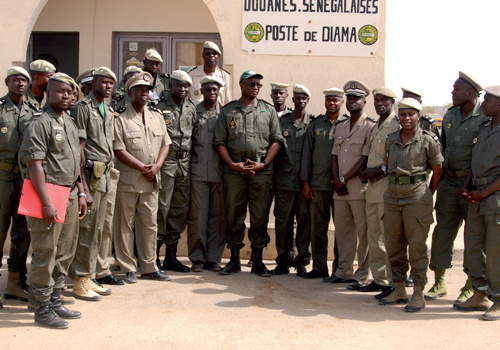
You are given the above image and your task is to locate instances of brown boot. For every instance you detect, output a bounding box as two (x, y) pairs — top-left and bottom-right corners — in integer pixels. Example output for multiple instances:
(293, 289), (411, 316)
(405, 286), (425, 312)
(482, 303), (500, 321)
(72, 277), (102, 301)
(379, 282), (409, 305)
(453, 290), (490, 311)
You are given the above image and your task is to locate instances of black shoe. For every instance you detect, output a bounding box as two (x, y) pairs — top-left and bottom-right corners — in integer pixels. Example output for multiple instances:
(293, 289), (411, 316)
(219, 260), (241, 275)
(347, 281), (365, 290)
(296, 265), (307, 278)
(358, 281), (386, 293)
(271, 264), (290, 275)
(250, 249), (271, 277)
(406, 276), (414, 287)
(162, 245), (190, 273)
(191, 261), (204, 272)
(125, 272), (138, 284)
(96, 274), (125, 286)
(141, 271), (171, 281)
(50, 293), (81, 319)
(34, 302), (69, 329)
(203, 261), (221, 272)
(375, 286), (394, 300)
(304, 270), (329, 279)
(323, 274), (355, 283)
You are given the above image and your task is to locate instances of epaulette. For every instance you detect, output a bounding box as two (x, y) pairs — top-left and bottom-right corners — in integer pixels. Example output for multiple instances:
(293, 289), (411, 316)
(220, 67), (231, 75)
(26, 101), (40, 112)
(159, 73), (170, 78)
(187, 97), (195, 105)
(222, 99), (238, 108)
(261, 99), (273, 106)
(0, 98), (5, 105)
(114, 106), (126, 116)
(33, 111), (42, 118)
(338, 114), (350, 122)
(149, 106), (161, 113)
(188, 66), (198, 73)
(109, 106), (114, 113)
(81, 96), (92, 105)
(479, 119), (491, 127)
(309, 114), (317, 121)
(423, 129), (440, 142)
(114, 94), (124, 102)
(420, 114), (436, 123)
(366, 116), (377, 123)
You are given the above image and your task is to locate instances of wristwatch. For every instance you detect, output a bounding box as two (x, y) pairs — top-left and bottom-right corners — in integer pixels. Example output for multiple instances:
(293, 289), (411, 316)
(78, 193), (87, 198)
(340, 176), (346, 184)
(262, 161), (269, 170)
(381, 165), (387, 174)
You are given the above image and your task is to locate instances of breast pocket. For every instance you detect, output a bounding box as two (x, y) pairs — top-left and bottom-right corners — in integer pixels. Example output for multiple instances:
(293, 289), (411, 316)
(125, 131), (142, 150)
(348, 138), (364, 157)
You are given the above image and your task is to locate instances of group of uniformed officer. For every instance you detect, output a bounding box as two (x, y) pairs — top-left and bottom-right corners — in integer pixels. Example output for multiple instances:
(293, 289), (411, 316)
(1, 39), (500, 327)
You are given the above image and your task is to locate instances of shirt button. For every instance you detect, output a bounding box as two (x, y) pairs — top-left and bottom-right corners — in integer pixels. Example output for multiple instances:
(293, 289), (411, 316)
(347, 138), (349, 141)
(148, 142), (151, 145)
(343, 160), (346, 163)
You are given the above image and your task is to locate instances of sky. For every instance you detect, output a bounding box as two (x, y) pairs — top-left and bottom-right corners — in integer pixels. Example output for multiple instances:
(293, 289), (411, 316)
(386, 0), (500, 106)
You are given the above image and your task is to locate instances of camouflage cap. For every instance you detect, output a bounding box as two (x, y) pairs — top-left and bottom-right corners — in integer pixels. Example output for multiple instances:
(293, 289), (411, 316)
(29, 59), (56, 73)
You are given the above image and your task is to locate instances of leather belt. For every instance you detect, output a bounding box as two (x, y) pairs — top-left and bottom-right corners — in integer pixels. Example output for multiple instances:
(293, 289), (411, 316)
(388, 174), (427, 185)
(472, 176), (497, 187)
(231, 154), (266, 163)
(0, 160), (19, 174)
(61, 182), (77, 191)
(445, 168), (469, 177)
(168, 150), (189, 159)
(368, 172), (387, 184)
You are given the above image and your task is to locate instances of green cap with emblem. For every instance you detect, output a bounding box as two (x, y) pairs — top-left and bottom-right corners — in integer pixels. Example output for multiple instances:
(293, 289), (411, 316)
(93, 66), (117, 82)
(484, 86), (500, 99)
(6, 66), (31, 82)
(76, 68), (96, 85)
(126, 72), (153, 91)
(343, 80), (370, 97)
(204, 41), (221, 55)
(373, 87), (397, 99)
(323, 87), (345, 97)
(293, 84), (311, 98)
(144, 48), (163, 63)
(50, 72), (75, 87)
(398, 97), (422, 111)
(270, 82), (289, 90)
(171, 70), (193, 86)
(240, 70), (263, 82)
(200, 76), (223, 87)
(458, 71), (483, 93)
(29, 59), (57, 73)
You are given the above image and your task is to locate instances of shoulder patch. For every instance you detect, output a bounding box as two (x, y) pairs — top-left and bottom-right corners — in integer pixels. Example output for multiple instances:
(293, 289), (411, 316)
(108, 106), (114, 113)
(420, 114), (436, 123)
(0, 98), (5, 105)
(33, 111), (42, 118)
(261, 99), (274, 106)
(366, 116), (377, 123)
(159, 73), (170, 78)
(114, 106), (126, 116)
(149, 106), (161, 113)
(114, 94), (124, 102)
(27, 101), (40, 112)
(423, 129), (440, 142)
(188, 66), (198, 73)
(81, 96), (92, 105)
(220, 67), (231, 75)
(479, 119), (491, 127)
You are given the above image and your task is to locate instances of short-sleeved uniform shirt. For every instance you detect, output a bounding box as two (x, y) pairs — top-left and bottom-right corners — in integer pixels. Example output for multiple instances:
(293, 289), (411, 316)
(332, 113), (376, 200)
(188, 65), (232, 106)
(114, 105), (171, 193)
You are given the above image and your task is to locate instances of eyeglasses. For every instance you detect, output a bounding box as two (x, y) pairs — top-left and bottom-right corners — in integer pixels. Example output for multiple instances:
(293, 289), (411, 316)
(244, 82), (263, 88)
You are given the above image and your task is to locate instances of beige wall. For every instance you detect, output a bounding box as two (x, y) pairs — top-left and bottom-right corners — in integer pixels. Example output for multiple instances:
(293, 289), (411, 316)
(0, 0), (385, 115)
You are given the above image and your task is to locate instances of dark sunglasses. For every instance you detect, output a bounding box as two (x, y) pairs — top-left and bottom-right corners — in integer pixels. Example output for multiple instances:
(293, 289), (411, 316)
(244, 82), (263, 88)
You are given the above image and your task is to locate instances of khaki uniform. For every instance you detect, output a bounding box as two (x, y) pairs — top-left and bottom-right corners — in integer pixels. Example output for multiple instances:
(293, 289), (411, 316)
(430, 101), (489, 272)
(332, 113), (375, 282)
(365, 112), (400, 286)
(188, 65), (232, 105)
(187, 102), (225, 264)
(274, 110), (312, 267)
(156, 93), (196, 247)
(214, 98), (284, 249)
(69, 92), (114, 280)
(383, 128), (443, 288)
(0, 95), (37, 276)
(300, 113), (348, 273)
(113, 105), (171, 273)
(464, 120), (500, 303)
(19, 105), (81, 302)
(418, 114), (440, 136)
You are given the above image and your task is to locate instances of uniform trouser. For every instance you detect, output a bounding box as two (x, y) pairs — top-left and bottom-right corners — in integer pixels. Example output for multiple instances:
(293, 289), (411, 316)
(273, 189), (311, 266)
(384, 183), (434, 288)
(464, 203), (500, 303)
(334, 199), (369, 282)
(429, 175), (469, 271)
(157, 174), (190, 246)
(310, 190), (337, 273)
(187, 180), (226, 264)
(28, 193), (79, 302)
(96, 168), (119, 278)
(366, 201), (391, 286)
(69, 187), (108, 280)
(0, 177), (30, 275)
(223, 171), (272, 249)
(113, 191), (158, 274)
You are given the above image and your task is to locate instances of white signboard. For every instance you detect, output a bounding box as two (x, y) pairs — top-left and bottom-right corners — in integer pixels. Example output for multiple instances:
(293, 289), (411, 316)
(242, 0), (380, 57)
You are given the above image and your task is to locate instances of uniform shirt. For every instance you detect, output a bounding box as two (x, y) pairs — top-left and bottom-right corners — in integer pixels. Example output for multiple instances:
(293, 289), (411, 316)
(191, 102), (223, 183)
(365, 112), (400, 203)
(214, 98), (284, 174)
(188, 65), (232, 105)
(156, 92), (196, 178)
(332, 113), (376, 200)
(20, 104), (80, 186)
(471, 120), (500, 214)
(276, 106), (293, 118)
(25, 86), (45, 110)
(418, 114), (440, 137)
(72, 91), (114, 191)
(441, 101), (489, 171)
(300, 113), (348, 191)
(113, 105), (171, 193)
(274, 110), (312, 191)
(384, 127), (443, 178)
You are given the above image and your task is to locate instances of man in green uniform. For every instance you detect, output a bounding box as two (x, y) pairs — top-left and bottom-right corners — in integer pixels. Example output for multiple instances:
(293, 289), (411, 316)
(214, 70), (283, 277)
(25, 59), (56, 109)
(401, 86), (440, 136)
(76, 69), (95, 97)
(188, 76), (226, 272)
(156, 70), (196, 272)
(455, 86), (500, 320)
(111, 66), (143, 113)
(425, 72), (489, 303)
(358, 87), (400, 298)
(270, 82), (292, 118)
(302, 88), (346, 279)
(68, 67), (119, 301)
(19, 72), (86, 328)
(142, 48), (170, 105)
(1, 67), (38, 304)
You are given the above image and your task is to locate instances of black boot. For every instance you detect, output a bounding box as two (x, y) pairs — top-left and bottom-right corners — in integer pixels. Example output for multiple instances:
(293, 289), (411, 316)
(220, 248), (241, 275)
(251, 248), (271, 277)
(162, 244), (190, 273)
(34, 301), (69, 329)
(247, 250), (254, 267)
(50, 291), (81, 319)
(156, 241), (164, 270)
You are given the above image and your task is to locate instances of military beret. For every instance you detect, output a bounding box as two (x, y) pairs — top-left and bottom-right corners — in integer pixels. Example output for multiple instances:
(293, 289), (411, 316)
(93, 67), (117, 82)
(123, 66), (143, 77)
(484, 86), (500, 99)
(170, 70), (193, 86)
(126, 72), (153, 91)
(6, 67), (30, 82)
(200, 76), (223, 87)
(373, 87), (397, 99)
(240, 70), (263, 82)
(398, 98), (422, 111)
(29, 59), (56, 73)
(270, 82), (289, 90)
(401, 86), (423, 98)
(344, 80), (370, 97)
(50, 72), (75, 87)
(204, 41), (221, 55)
(323, 88), (345, 97)
(144, 48), (163, 63)
(293, 84), (311, 98)
(76, 69), (96, 85)
(458, 71), (483, 93)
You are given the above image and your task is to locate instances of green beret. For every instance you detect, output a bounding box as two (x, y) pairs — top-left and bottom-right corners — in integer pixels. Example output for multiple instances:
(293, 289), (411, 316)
(398, 98), (422, 111)
(270, 82), (289, 90)
(373, 87), (397, 99)
(240, 70), (263, 82)
(29, 59), (56, 73)
(204, 41), (221, 55)
(344, 80), (370, 97)
(293, 84), (311, 98)
(200, 76), (223, 87)
(6, 67), (30, 82)
(93, 67), (117, 82)
(50, 72), (75, 87)
(171, 70), (193, 86)
(126, 72), (153, 91)
(323, 88), (345, 97)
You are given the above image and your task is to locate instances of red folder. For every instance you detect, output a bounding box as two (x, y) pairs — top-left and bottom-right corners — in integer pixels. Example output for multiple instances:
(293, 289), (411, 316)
(17, 179), (71, 223)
